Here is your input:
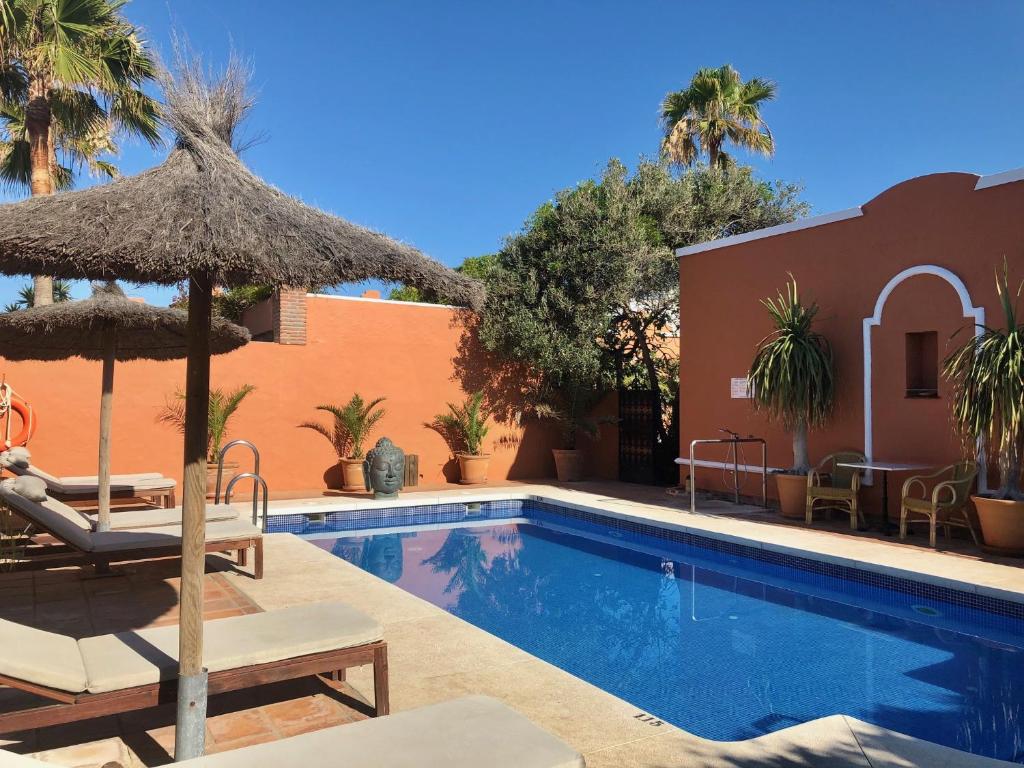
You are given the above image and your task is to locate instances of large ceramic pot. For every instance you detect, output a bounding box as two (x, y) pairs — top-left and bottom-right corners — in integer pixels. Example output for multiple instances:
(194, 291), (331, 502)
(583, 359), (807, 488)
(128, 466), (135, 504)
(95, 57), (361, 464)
(206, 461), (238, 500)
(339, 457), (365, 492)
(973, 495), (1024, 555)
(457, 453), (491, 485)
(552, 449), (583, 482)
(775, 472), (808, 519)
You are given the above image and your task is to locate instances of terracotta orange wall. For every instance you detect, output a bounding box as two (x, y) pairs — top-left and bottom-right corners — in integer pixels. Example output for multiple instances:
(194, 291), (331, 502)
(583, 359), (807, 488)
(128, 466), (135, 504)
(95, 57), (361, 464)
(0, 296), (618, 492)
(678, 172), (1024, 503)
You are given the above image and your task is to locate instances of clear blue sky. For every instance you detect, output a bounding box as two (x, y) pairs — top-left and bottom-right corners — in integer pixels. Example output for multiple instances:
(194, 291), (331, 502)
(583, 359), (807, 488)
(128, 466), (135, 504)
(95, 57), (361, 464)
(1, 0), (1022, 306)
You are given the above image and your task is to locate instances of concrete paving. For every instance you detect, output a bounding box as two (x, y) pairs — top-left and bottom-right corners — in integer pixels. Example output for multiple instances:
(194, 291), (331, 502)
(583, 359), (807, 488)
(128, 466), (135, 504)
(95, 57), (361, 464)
(221, 478), (1022, 768)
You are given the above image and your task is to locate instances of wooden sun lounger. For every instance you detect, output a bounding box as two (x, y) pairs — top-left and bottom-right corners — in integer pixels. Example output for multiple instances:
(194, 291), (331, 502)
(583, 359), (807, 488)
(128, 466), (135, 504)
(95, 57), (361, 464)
(0, 484), (262, 579)
(0, 450), (176, 508)
(0, 696), (584, 768)
(0, 602), (388, 734)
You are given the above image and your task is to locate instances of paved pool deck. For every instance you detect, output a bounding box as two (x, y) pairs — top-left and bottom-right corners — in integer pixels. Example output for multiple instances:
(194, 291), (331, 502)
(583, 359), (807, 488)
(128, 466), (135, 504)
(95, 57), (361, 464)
(215, 481), (1022, 767)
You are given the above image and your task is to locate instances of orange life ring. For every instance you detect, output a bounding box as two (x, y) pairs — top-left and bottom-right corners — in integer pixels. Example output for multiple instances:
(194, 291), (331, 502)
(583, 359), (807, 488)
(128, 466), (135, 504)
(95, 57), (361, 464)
(5, 398), (35, 448)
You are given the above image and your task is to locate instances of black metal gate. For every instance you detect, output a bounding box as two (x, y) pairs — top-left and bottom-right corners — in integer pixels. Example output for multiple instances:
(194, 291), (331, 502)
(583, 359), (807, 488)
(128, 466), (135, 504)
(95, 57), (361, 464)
(618, 389), (659, 484)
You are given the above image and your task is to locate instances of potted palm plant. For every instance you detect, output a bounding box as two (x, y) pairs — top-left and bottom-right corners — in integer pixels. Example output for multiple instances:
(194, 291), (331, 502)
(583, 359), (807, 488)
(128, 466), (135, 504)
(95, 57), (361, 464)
(537, 381), (610, 482)
(159, 384), (256, 498)
(300, 395), (386, 491)
(944, 264), (1024, 554)
(749, 278), (835, 517)
(427, 391), (492, 484)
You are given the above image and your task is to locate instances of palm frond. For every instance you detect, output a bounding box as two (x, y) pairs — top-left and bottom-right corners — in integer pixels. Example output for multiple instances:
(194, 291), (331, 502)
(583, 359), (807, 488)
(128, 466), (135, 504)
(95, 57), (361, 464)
(660, 64), (776, 168)
(943, 260), (1024, 499)
(301, 394), (386, 459)
(749, 276), (835, 429)
(426, 391), (491, 455)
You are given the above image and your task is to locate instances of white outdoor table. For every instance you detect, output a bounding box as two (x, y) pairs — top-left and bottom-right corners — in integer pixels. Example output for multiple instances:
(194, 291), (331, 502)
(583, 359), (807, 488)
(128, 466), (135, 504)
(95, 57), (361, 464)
(837, 460), (935, 534)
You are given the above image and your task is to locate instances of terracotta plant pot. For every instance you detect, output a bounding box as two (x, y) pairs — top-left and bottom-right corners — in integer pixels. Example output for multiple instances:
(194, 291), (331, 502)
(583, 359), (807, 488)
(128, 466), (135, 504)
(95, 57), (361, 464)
(206, 461), (239, 500)
(457, 453), (491, 485)
(775, 472), (808, 519)
(552, 449), (583, 482)
(973, 495), (1024, 556)
(339, 457), (365, 492)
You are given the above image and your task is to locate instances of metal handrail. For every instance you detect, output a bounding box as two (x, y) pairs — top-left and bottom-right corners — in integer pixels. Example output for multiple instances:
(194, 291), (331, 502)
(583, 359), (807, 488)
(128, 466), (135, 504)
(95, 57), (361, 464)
(215, 439), (263, 528)
(687, 437), (767, 514)
(224, 472), (269, 531)
(215, 439), (260, 503)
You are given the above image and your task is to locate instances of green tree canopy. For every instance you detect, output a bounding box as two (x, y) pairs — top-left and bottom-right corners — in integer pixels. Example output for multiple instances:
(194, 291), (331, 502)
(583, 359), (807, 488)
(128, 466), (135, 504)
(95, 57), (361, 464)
(475, 160), (809, 443)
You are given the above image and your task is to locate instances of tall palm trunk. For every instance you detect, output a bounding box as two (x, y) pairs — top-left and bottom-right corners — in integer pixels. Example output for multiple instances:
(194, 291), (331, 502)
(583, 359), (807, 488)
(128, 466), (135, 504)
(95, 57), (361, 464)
(707, 141), (721, 170)
(25, 76), (54, 306)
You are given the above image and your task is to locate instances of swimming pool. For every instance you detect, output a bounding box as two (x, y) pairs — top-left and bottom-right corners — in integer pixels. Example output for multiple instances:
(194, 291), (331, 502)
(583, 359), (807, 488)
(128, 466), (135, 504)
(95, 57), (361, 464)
(282, 500), (1024, 761)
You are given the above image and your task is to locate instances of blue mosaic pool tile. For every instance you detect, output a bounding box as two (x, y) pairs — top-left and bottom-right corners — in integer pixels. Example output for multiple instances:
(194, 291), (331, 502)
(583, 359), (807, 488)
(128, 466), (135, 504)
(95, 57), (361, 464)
(266, 499), (524, 535)
(270, 496), (1024, 627)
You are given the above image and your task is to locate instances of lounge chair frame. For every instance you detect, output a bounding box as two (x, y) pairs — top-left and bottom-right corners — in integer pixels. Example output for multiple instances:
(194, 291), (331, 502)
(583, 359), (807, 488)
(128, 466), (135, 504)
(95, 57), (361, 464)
(0, 642), (388, 733)
(0, 483), (262, 581)
(0, 461), (176, 509)
(8, 531), (264, 579)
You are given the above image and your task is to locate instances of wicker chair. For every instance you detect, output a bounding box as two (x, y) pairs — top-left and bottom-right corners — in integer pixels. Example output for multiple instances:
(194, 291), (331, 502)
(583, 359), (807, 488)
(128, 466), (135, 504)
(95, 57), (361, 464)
(805, 451), (867, 529)
(899, 461), (979, 548)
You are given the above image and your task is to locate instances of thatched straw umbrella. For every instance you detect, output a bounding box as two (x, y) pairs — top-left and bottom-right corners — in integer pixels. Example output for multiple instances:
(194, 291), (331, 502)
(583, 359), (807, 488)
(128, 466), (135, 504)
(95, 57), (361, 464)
(0, 59), (482, 760)
(0, 282), (249, 531)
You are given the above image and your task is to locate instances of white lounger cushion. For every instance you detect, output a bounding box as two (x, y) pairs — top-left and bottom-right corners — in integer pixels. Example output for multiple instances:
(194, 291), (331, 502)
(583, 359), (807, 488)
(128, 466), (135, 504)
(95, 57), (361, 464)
(86, 504), (239, 531)
(88, 519), (261, 553)
(0, 697), (584, 768)
(0, 619), (89, 694)
(0, 485), (94, 550)
(0, 485), (258, 553)
(186, 696), (585, 768)
(0, 452), (174, 495)
(79, 602), (382, 693)
(60, 472), (164, 483)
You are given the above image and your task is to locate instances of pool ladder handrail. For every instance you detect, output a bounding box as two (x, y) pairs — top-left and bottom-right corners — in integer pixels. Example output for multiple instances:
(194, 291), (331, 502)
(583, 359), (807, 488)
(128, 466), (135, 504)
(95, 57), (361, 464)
(224, 472), (269, 532)
(686, 436), (767, 514)
(214, 439), (268, 531)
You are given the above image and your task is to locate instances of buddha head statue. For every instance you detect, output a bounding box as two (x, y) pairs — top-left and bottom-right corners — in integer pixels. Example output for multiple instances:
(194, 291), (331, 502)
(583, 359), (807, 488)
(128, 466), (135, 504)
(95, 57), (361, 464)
(363, 437), (405, 499)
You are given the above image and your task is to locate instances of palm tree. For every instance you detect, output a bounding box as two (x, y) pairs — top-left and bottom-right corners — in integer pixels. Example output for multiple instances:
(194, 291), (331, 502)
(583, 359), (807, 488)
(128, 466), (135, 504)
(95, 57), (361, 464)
(3, 277), (71, 311)
(0, 0), (160, 305)
(660, 65), (776, 169)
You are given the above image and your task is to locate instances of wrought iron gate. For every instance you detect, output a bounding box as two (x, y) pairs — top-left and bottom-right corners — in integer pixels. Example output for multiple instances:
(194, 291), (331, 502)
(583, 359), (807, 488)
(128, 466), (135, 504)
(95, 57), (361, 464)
(618, 389), (659, 484)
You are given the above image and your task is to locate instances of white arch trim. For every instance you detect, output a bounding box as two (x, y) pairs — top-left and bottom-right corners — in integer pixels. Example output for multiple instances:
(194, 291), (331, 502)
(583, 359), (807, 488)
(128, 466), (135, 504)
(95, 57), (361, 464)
(862, 265), (986, 489)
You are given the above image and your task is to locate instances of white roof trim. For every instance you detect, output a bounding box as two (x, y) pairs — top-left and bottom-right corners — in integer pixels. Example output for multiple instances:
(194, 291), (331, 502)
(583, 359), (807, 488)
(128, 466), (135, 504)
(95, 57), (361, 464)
(676, 166), (1024, 258)
(675, 207), (863, 258)
(974, 166), (1024, 190)
(306, 293), (460, 310)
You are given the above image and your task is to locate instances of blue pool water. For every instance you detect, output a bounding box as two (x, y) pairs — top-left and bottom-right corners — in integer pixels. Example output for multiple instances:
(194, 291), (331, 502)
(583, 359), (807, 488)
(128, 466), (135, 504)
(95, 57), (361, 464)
(299, 501), (1024, 761)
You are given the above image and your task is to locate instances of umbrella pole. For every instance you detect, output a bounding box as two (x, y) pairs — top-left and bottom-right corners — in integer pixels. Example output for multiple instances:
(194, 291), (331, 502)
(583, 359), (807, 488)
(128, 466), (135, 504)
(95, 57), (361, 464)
(174, 273), (213, 762)
(96, 335), (116, 532)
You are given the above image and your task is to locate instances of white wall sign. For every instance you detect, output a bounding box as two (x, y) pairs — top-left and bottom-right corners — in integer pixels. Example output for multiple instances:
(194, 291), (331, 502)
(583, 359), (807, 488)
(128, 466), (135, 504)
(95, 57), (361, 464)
(730, 378), (751, 399)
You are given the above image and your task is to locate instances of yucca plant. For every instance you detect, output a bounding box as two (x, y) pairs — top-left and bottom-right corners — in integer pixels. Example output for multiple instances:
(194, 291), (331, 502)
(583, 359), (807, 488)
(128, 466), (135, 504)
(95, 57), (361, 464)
(158, 384), (256, 462)
(427, 391), (491, 456)
(748, 277), (835, 473)
(944, 264), (1024, 500)
(300, 394), (386, 460)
